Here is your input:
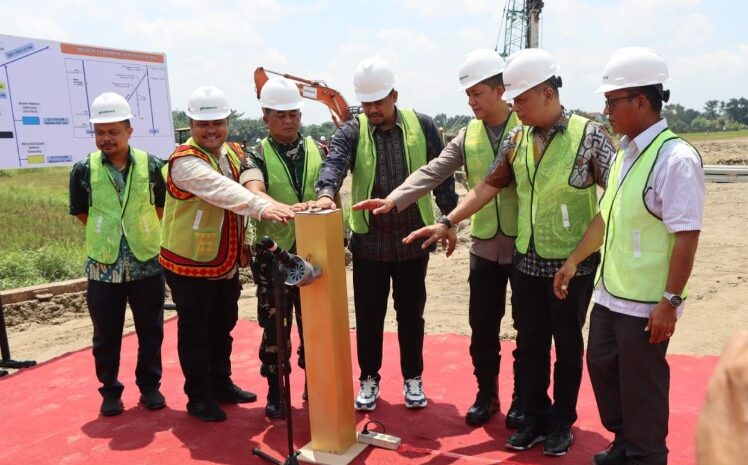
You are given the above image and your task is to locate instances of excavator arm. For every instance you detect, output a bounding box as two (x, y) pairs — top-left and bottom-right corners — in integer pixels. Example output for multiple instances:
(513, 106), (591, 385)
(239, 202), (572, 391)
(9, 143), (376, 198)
(254, 67), (357, 127)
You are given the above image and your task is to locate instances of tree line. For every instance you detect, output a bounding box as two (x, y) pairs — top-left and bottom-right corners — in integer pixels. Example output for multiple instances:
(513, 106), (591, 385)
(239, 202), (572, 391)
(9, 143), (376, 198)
(173, 96), (748, 146)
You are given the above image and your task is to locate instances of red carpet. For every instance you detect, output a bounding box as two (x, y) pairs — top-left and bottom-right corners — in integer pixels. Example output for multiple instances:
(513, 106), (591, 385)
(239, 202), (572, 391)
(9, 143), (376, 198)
(0, 318), (715, 465)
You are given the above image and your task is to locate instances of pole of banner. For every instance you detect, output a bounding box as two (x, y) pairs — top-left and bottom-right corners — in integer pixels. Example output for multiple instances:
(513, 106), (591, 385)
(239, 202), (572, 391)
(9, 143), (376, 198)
(294, 209), (366, 464)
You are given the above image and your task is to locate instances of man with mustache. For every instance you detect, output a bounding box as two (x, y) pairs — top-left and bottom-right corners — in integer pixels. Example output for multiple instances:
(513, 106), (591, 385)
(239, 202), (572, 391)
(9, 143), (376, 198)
(352, 49), (525, 428)
(241, 77), (321, 419)
(160, 85), (293, 422)
(69, 92), (167, 417)
(313, 57), (457, 411)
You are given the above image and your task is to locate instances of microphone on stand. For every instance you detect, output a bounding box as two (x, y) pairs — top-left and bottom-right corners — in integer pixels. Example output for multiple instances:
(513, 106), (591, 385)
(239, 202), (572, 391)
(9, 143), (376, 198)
(260, 236), (321, 287)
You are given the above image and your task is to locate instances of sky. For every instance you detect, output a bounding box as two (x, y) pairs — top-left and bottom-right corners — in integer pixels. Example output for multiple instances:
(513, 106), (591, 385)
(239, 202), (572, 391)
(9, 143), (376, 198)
(4, 0), (748, 125)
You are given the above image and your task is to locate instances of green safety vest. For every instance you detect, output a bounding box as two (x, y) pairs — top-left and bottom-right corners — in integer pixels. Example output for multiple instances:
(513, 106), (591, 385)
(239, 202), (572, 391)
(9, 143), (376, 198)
(597, 128), (696, 303)
(159, 138), (246, 278)
(86, 148), (161, 264)
(350, 108), (434, 234)
(252, 136), (322, 251)
(513, 114), (597, 259)
(464, 112), (520, 239)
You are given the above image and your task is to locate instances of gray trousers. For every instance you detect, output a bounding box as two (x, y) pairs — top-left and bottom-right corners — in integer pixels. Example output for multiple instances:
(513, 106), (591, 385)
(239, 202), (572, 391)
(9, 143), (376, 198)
(587, 304), (670, 465)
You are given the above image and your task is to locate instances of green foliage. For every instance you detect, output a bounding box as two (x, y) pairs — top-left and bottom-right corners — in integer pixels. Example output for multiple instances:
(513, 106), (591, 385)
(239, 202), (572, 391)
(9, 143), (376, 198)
(0, 167), (86, 289)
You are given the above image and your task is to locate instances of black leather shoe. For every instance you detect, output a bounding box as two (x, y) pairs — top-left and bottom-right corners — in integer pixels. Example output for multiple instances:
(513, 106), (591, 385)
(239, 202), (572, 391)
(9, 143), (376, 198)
(100, 397), (124, 417)
(592, 441), (627, 465)
(214, 383), (258, 404)
(265, 399), (286, 419)
(505, 422), (546, 451)
(465, 392), (499, 426)
(543, 424), (574, 456)
(187, 400), (227, 422)
(139, 390), (166, 410)
(505, 399), (525, 429)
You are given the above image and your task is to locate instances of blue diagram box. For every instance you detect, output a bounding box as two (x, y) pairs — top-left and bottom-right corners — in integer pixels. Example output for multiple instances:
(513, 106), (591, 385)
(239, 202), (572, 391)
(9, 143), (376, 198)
(22, 116), (41, 125)
(47, 155), (73, 163)
(43, 117), (70, 125)
(5, 43), (35, 60)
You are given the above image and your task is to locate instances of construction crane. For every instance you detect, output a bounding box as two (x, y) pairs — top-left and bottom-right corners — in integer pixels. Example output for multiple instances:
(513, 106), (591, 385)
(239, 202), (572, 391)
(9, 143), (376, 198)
(495, 0), (544, 58)
(253, 67), (358, 128)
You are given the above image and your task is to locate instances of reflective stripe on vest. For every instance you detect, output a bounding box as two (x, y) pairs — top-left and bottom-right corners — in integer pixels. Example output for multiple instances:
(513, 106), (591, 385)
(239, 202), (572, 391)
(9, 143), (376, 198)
(159, 137), (247, 278)
(596, 128), (694, 303)
(86, 148), (161, 264)
(464, 112), (520, 239)
(513, 114), (597, 259)
(252, 136), (322, 251)
(350, 108), (434, 234)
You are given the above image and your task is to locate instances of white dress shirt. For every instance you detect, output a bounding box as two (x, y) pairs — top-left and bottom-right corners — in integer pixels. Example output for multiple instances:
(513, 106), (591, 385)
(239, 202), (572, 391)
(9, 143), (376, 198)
(593, 118), (705, 319)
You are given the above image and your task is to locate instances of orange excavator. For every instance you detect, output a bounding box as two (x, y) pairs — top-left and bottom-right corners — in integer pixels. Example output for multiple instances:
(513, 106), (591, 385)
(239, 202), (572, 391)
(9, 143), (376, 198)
(253, 67), (359, 128)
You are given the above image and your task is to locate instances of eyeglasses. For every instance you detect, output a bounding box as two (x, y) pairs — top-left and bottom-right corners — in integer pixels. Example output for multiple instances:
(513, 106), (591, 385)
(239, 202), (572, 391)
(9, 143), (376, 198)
(604, 93), (641, 110)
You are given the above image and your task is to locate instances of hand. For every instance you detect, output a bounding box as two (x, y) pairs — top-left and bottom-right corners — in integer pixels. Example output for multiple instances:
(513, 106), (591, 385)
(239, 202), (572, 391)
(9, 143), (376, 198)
(645, 301), (677, 344)
(352, 198), (395, 215)
(290, 201), (312, 212)
(403, 224), (452, 252)
(311, 196), (337, 210)
(260, 203), (294, 223)
(553, 260), (577, 300)
(440, 225), (458, 257)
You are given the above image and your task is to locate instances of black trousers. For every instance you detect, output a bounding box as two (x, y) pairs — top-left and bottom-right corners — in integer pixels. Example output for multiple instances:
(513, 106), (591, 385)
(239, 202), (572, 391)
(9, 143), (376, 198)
(164, 269), (241, 402)
(87, 273), (165, 399)
(512, 269), (594, 427)
(587, 304), (670, 465)
(353, 255), (429, 381)
(468, 254), (517, 386)
(253, 248), (305, 379)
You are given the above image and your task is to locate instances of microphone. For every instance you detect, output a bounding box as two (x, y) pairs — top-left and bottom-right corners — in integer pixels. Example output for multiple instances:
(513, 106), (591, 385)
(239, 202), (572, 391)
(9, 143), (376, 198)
(260, 236), (296, 269)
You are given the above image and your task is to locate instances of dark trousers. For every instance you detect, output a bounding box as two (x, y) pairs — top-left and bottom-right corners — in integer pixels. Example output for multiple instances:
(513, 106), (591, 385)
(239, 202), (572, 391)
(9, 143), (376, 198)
(164, 269), (241, 402)
(253, 248), (305, 379)
(587, 304), (670, 465)
(513, 269), (594, 427)
(468, 254), (517, 386)
(87, 273), (165, 399)
(353, 255), (429, 381)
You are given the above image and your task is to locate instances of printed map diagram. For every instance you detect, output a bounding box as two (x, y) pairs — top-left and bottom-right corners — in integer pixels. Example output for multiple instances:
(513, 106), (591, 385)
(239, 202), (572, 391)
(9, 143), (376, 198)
(0, 34), (174, 169)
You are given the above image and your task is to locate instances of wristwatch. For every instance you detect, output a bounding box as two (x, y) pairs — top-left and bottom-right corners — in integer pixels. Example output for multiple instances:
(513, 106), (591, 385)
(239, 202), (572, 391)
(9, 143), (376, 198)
(436, 215), (453, 229)
(662, 291), (683, 307)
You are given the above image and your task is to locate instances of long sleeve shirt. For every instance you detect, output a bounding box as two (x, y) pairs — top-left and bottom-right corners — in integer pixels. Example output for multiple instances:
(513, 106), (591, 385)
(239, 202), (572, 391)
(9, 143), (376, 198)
(169, 144), (272, 220)
(315, 108), (458, 262)
(388, 122), (515, 264)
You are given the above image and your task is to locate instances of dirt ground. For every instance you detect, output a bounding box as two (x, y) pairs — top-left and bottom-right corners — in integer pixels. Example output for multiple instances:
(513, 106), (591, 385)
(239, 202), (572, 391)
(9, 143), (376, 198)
(4, 137), (748, 368)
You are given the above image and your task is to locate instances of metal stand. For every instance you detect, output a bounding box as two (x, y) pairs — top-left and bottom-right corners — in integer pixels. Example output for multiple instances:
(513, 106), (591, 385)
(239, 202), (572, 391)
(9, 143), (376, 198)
(0, 291), (37, 376)
(252, 249), (300, 465)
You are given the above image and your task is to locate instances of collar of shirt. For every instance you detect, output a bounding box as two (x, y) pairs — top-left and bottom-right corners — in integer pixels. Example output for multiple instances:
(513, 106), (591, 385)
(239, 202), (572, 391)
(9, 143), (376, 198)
(620, 117), (669, 160)
(529, 107), (571, 141)
(100, 146), (134, 170)
(269, 133), (304, 161)
(369, 106), (403, 136)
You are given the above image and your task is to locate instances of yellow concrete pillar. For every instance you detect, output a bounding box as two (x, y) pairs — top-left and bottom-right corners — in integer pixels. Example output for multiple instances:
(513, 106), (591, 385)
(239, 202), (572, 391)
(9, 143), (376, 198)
(295, 209), (365, 464)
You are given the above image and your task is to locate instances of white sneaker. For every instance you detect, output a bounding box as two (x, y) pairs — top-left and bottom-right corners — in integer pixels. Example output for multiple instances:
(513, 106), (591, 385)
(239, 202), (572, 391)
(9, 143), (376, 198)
(355, 376), (380, 411)
(404, 377), (427, 408)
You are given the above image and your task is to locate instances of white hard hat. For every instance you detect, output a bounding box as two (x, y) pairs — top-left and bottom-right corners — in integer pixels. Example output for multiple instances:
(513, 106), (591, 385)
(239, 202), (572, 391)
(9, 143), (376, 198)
(259, 77), (304, 111)
(457, 49), (506, 91)
(353, 57), (396, 103)
(502, 48), (560, 101)
(597, 47), (670, 93)
(186, 85), (231, 121)
(89, 92), (133, 124)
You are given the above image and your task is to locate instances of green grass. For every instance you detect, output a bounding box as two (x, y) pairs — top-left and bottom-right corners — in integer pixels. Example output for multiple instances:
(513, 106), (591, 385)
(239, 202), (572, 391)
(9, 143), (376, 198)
(0, 167), (85, 290)
(680, 129), (748, 141)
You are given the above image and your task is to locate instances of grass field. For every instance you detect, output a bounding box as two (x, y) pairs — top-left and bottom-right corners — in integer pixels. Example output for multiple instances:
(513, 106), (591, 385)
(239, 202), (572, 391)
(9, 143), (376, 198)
(0, 167), (85, 290)
(681, 129), (748, 141)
